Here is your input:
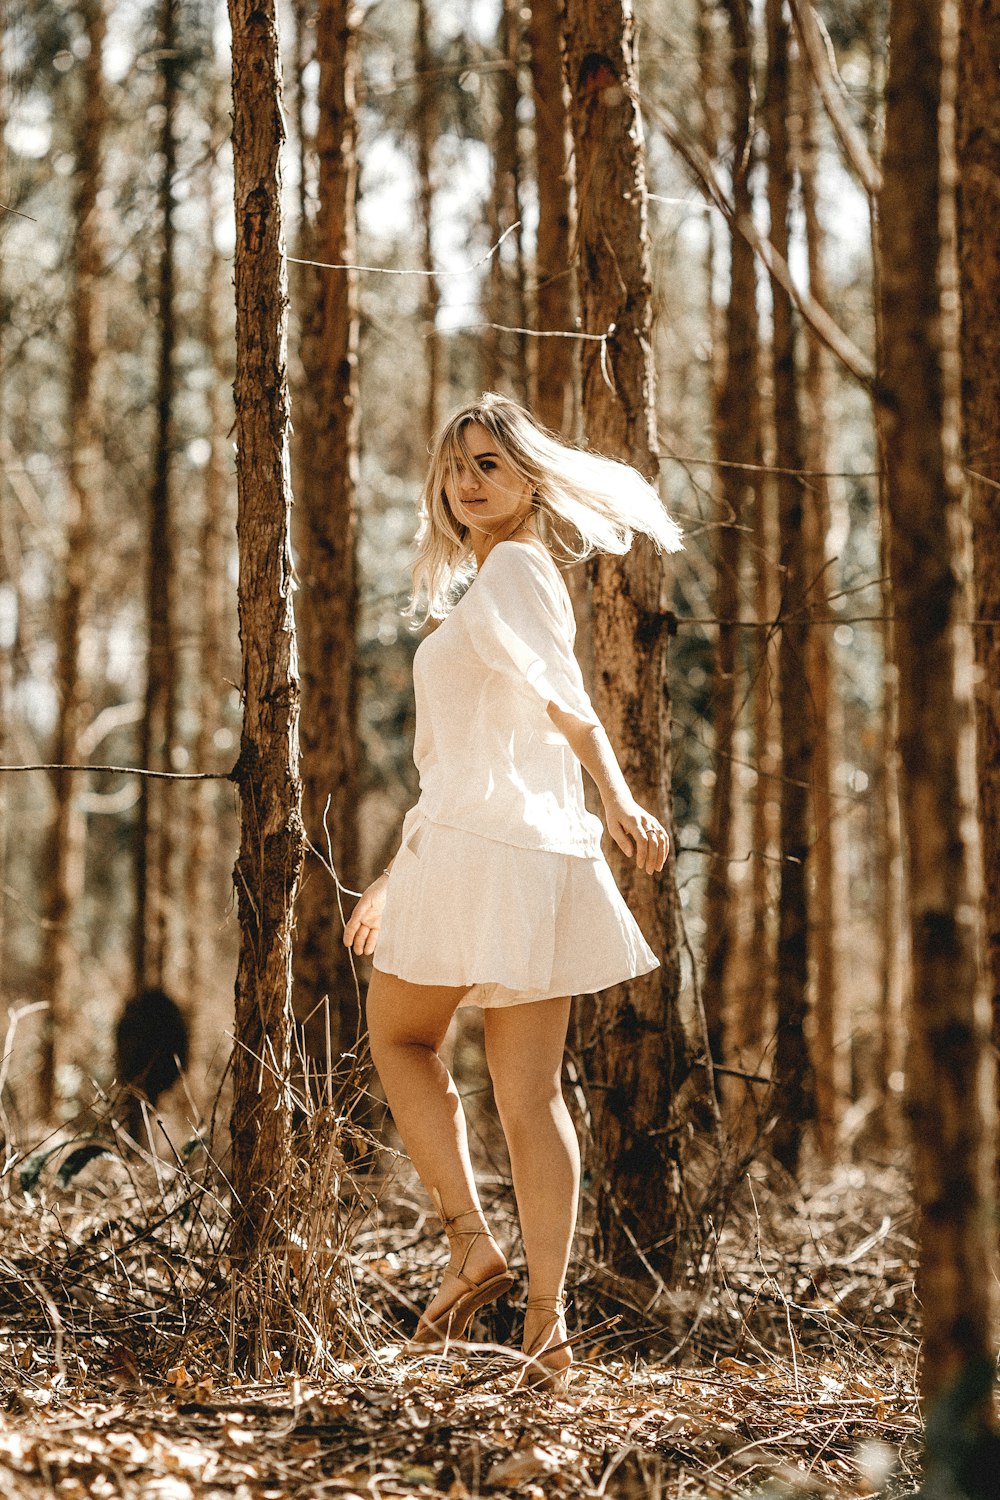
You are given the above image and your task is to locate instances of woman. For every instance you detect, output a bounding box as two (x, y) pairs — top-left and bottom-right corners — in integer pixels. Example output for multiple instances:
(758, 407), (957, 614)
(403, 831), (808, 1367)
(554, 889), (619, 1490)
(343, 393), (682, 1388)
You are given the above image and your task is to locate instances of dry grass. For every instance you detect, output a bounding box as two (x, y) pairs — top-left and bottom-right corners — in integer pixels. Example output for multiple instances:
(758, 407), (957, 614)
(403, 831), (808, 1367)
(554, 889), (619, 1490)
(0, 1059), (922, 1498)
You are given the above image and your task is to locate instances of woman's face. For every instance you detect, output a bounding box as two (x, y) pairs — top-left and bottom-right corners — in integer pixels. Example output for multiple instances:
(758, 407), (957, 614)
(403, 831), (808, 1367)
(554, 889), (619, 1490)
(443, 423), (532, 536)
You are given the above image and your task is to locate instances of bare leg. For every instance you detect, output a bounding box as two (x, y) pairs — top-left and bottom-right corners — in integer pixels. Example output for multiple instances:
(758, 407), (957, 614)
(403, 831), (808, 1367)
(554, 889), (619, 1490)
(484, 996), (577, 1371)
(367, 967), (507, 1327)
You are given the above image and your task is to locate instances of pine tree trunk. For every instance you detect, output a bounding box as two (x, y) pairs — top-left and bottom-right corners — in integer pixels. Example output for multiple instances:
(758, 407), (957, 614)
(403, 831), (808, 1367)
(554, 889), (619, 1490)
(701, 0), (756, 1082)
(228, 0), (304, 1285)
(765, 0), (814, 1172)
(526, 0), (574, 435)
(797, 61), (845, 1161)
(879, 0), (997, 1416)
(415, 0), (440, 445)
(561, 0), (717, 1274)
(484, 0), (528, 399)
(39, 0), (106, 1113)
(134, 0), (179, 996)
(957, 0), (1000, 1057)
(292, 0), (360, 1070)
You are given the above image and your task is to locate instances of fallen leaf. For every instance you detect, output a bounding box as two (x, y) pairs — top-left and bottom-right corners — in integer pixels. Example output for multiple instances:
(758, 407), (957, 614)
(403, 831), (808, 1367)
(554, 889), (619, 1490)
(487, 1445), (560, 1486)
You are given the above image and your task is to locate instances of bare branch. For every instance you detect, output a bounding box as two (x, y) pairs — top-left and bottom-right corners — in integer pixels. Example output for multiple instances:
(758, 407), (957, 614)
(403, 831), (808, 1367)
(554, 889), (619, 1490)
(788, 0), (882, 197)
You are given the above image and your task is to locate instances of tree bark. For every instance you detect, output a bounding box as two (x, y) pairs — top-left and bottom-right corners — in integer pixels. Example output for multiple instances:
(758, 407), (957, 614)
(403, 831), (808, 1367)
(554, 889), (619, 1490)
(765, 0), (814, 1173)
(38, 0), (107, 1114)
(293, 0), (361, 1068)
(228, 0), (304, 1290)
(134, 0), (179, 996)
(879, 0), (997, 1419)
(526, 0), (575, 435)
(561, 0), (717, 1275)
(957, 0), (1000, 1058)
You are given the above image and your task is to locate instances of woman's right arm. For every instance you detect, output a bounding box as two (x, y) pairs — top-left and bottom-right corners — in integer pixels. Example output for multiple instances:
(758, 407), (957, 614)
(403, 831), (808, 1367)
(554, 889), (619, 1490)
(546, 701), (669, 876)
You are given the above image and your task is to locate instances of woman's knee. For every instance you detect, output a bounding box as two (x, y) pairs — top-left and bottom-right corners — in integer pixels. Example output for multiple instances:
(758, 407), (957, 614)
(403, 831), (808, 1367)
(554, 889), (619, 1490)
(492, 1071), (565, 1139)
(365, 968), (464, 1059)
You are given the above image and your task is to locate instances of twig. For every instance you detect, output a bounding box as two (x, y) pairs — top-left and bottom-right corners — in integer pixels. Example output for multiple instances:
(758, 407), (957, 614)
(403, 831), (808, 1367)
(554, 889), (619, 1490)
(288, 221), (520, 277)
(0, 762), (231, 780)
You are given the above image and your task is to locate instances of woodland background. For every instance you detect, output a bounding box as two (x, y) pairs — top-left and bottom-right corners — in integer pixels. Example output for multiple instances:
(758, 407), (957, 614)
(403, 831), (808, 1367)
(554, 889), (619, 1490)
(0, 0), (998, 1495)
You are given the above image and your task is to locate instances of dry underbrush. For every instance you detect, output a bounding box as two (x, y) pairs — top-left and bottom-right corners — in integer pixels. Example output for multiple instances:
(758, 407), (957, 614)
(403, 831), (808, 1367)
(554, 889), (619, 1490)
(0, 1080), (922, 1499)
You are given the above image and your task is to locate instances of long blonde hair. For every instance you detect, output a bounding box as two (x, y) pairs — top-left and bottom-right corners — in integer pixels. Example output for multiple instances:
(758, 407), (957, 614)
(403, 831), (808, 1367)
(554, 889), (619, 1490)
(403, 392), (684, 625)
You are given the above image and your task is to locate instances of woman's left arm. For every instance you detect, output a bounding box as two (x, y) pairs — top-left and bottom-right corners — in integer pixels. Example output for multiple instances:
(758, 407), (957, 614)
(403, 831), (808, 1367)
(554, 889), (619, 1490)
(546, 702), (669, 875)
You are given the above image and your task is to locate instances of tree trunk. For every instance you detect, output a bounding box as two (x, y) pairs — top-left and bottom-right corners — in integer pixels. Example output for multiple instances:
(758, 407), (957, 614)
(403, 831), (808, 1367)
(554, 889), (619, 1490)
(38, 0), (107, 1114)
(484, 0), (528, 399)
(414, 0), (441, 446)
(765, 0), (814, 1173)
(292, 0), (360, 1071)
(958, 0), (1000, 1060)
(797, 59), (846, 1162)
(526, 0), (574, 436)
(561, 0), (717, 1275)
(134, 0), (179, 997)
(228, 0), (304, 1295)
(879, 0), (997, 1424)
(701, 0), (757, 1083)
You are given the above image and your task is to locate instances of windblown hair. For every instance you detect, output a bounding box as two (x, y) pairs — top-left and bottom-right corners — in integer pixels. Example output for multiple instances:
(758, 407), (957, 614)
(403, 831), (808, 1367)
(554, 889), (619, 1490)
(404, 392), (684, 625)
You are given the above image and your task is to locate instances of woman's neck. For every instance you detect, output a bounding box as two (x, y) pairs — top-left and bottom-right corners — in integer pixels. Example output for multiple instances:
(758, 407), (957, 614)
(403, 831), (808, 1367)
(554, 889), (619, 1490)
(473, 515), (543, 569)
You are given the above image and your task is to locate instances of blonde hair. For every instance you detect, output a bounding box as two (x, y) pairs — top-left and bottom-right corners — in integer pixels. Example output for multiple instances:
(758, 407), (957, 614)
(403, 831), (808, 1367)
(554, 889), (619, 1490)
(403, 392), (683, 625)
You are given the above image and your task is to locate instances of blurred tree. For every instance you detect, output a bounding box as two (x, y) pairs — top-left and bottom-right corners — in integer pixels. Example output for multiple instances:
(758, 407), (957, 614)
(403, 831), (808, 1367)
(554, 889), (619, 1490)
(183, 98), (230, 1034)
(765, 0), (814, 1173)
(293, 0), (361, 1067)
(0, 21), (15, 999)
(228, 0), (304, 1295)
(38, 0), (106, 1115)
(414, 0), (440, 446)
(718, 0), (776, 1081)
(561, 0), (718, 1274)
(526, 0), (574, 436)
(957, 0), (1000, 1056)
(879, 0), (997, 1431)
(134, 0), (180, 997)
(796, 57), (846, 1163)
(701, 0), (749, 1085)
(484, 0), (528, 399)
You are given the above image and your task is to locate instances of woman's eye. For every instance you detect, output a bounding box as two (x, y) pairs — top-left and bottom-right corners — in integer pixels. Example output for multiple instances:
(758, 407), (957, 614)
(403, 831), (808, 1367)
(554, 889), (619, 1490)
(478, 460), (495, 472)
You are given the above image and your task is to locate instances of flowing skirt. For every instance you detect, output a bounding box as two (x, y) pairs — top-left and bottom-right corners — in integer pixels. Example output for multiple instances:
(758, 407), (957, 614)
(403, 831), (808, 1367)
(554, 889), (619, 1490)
(372, 810), (660, 1009)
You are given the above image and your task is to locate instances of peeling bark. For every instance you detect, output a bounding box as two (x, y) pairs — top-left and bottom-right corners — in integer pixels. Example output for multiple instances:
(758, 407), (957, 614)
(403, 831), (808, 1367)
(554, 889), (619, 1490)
(561, 0), (717, 1273)
(228, 0), (304, 1282)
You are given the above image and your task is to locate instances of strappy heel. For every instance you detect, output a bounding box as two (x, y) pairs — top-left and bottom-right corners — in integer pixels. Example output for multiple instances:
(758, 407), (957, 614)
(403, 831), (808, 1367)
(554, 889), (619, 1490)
(406, 1195), (514, 1350)
(515, 1295), (572, 1392)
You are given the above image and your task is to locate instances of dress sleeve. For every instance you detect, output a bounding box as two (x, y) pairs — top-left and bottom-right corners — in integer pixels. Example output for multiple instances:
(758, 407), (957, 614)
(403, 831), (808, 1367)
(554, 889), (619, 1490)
(462, 544), (600, 730)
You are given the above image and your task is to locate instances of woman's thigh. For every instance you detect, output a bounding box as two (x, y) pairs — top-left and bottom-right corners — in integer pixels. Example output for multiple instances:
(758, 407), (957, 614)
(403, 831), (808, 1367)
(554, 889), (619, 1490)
(482, 996), (572, 1113)
(366, 966), (471, 1054)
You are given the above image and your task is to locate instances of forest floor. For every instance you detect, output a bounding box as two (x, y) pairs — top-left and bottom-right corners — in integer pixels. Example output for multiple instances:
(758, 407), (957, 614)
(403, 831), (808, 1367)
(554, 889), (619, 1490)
(0, 1117), (921, 1499)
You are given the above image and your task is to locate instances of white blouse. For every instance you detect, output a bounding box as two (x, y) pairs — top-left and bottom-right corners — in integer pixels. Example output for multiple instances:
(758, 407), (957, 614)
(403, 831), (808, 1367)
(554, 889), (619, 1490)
(400, 540), (606, 859)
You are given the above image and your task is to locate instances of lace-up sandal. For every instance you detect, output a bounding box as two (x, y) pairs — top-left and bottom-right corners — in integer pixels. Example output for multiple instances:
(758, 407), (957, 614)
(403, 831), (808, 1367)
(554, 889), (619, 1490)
(514, 1295), (572, 1392)
(406, 1204), (514, 1350)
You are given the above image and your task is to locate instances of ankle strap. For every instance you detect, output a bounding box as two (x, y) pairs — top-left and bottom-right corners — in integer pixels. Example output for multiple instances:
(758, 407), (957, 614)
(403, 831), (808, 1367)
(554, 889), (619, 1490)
(526, 1296), (566, 1313)
(440, 1204), (489, 1234)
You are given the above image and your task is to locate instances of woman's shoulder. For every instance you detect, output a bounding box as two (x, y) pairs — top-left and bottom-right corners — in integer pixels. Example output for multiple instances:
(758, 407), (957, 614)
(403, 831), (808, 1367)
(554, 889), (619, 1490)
(479, 538), (560, 584)
(476, 539), (574, 627)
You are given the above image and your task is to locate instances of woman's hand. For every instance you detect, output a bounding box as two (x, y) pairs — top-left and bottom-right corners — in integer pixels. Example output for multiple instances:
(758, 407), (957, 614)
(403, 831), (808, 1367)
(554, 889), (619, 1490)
(342, 872), (389, 957)
(602, 794), (669, 874)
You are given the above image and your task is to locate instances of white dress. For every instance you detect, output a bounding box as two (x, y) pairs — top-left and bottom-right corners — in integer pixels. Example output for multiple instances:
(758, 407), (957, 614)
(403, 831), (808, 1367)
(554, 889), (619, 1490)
(372, 539), (660, 1008)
